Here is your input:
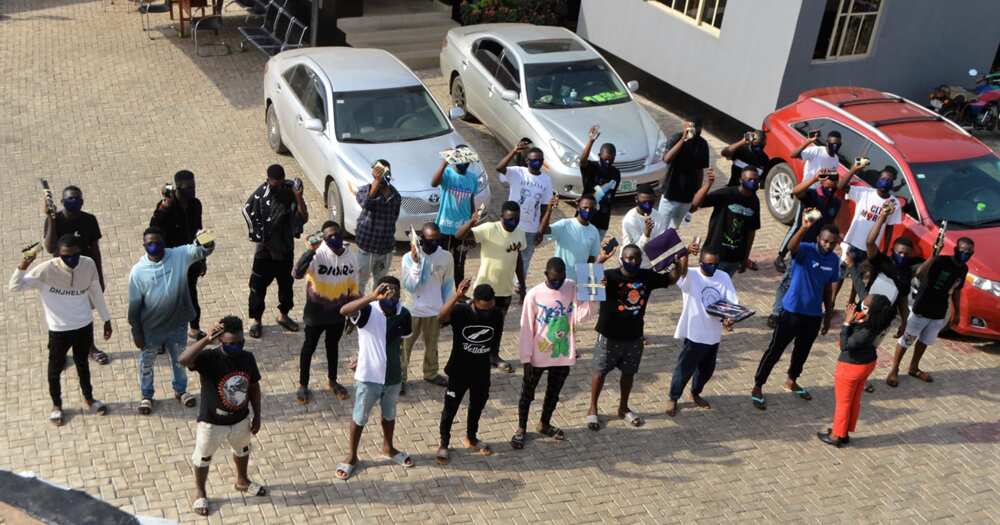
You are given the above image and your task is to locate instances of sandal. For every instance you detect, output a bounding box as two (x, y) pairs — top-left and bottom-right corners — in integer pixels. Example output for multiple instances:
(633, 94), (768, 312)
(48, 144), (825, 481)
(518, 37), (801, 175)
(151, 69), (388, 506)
(335, 462), (356, 480)
(276, 316), (300, 332)
(537, 425), (566, 441)
(50, 408), (64, 426)
(621, 411), (644, 427)
(234, 481), (267, 496)
(390, 451), (415, 468)
(90, 348), (110, 365)
(176, 392), (197, 408)
(425, 375), (449, 387)
(864, 382), (875, 393)
(886, 374), (899, 388)
(908, 370), (933, 383)
(784, 385), (812, 401)
(586, 414), (601, 432)
(773, 255), (787, 274)
(464, 437), (494, 456)
(192, 497), (209, 516)
(745, 259), (759, 271)
(751, 394), (767, 410)
(494, 360), (513, 374)
(249, 323), (262, 339)
(138, 398), (153, 415)
(329, 382), (349, 401)
(88, 399), (108, 415)
(296, 386), (310, 405)
(436, 447), (450, 465)
(510, 431), (526, 450)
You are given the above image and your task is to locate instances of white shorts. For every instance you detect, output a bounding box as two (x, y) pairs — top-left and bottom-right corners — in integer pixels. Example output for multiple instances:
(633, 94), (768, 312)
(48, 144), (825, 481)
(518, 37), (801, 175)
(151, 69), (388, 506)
(191, 418), (252, 467)
(898, 314), (947, 348)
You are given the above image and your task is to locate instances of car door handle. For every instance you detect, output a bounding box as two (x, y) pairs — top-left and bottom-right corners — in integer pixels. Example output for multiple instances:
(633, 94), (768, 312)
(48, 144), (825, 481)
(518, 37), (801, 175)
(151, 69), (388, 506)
(461, 59), (469, 69)
(275, 82), (282, 91)
(296, 114), (304, 125)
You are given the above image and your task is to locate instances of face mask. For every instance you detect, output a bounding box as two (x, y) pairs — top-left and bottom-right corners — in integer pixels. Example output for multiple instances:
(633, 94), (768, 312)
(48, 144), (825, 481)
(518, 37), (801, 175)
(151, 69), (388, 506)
(700, 263), (717, 276)
(826, 143), (841, 156)
(578, 209), (592, 222)
(955, 251), (972, 263)
(599, 158), (611, 168)
(420, 239), (437, 255)
(892, 252), (908, 266)
(144, 241), (165, 258)
(750, 143), (764, 153)
(379, 298), (399, 312)
(325, 236), (343, 252)
(876, 178), (893, 191)
(527, 159), (543, 171)
(455, 163), (469, 174)
(61, 254), (80, 269)
(221, 341), (244, 355)
(742, 179), (759, 192)
(178, 186), (196, 200)
(638, 201), (653, 215)
(620, 259), (640, 274)
(501, 218), (519, 232)
(546, 277), (565, 290)
(62, 197), (83, 213)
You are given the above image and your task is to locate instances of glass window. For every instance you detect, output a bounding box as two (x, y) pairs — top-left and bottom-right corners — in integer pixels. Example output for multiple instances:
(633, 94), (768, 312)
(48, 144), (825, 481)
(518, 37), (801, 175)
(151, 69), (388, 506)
(652, 0), (725, 32)
(813, 0), (882, 61)
(518, 39), (585, 55)
(909, 155), (1000, 228)
(333, 85), (451, 144)
(302, 69), (328, 124)
(496, 51), (520, 92)
(283, 65), (310, 100)
(473, 39), (503, 79)
(791, 118), (866, 168)
(524, 59), (630, 110)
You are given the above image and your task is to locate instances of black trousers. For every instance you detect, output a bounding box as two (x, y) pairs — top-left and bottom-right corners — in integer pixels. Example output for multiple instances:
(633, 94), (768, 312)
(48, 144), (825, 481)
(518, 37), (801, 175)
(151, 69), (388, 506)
(517, 365), (570, 430)
(754, 312), (822, 388)
(248, 256), (294, 320)
(188, 262), (203, 329)
(439, 373), (490, 448)
(299, 319), (345, 387)
(48, 324), (95, 407)
(442, 234), (468, 287)
(669, 339), (719, 401)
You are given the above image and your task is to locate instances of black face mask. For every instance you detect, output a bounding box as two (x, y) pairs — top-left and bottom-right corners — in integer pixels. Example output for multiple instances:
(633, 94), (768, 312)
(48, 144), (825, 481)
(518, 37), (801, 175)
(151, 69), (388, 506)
(178, 186), (196, 200)
(827, 143), (841, 156)
(420, 239), (437, 255)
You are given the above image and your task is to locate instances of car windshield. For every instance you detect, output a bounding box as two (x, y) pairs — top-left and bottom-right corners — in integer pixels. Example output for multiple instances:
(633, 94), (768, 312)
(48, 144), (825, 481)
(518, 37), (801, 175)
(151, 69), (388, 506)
(333, 85), (450, 143)
(524, 59), (630, 109)
(909, 155), (1000, 228)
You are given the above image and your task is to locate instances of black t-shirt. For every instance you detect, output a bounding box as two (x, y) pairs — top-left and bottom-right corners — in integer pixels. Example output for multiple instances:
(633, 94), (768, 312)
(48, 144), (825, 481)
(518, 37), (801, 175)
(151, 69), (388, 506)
(912, 256), (967, 319)
(838, 323), (880, 365)
(149, 198), (203, 248)
(727, 145), (769, 187)
(799, 188), (842, 243)
(580, 162), (621, 231)
(868, 252), (918, 304)
(191, 348), (261, 426)
(445, 302), (504, 379)
(45, 211), (102, 258)
(663, 132), (710, 203)
(595, 268), (673, 340)
(255, 205), (295, 261)
(702, 186), (761, 263)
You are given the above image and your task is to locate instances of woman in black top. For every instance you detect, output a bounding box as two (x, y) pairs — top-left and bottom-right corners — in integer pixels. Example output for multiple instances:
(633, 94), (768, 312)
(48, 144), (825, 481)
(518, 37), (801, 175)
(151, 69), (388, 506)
(818, 294), (895, 447)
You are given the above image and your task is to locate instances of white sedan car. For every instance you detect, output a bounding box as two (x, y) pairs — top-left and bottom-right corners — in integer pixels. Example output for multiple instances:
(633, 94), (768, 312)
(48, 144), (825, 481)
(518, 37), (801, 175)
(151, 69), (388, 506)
(264, 47), (490, 240)
(440, 23), (667, 196)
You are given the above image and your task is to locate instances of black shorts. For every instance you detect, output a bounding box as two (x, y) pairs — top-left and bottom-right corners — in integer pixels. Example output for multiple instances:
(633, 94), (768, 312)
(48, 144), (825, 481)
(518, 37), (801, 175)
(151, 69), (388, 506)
(591, 335), (644, 375)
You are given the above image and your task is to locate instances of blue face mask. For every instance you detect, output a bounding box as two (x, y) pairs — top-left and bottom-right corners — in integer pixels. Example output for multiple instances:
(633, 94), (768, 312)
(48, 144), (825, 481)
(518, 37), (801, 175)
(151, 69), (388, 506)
(546, 277), (565, 290)
(62, 197), (83, 213)
(325, 235), (343, 252)
(599, 158), (611, 168)
(144, 241), (165, 258)
(742, 179), (759, 192)
(455, 163), (469, 173)
(892, 252), (908, 266)
(751, 143), (764, 153)
(379, 298), (399, 312)
(527, 159), (543, 171)
(620, 258), (641, 274)
(221, 341), (244, 355)
(501, 218), (519, 232)
(61, 254), (81, 269)
(955, 250), (972, 263)
(700, 262), (717, 276)
(638, 201), (653, 215)
(578, 209), (592, 222)
(876, 178), (893, 191)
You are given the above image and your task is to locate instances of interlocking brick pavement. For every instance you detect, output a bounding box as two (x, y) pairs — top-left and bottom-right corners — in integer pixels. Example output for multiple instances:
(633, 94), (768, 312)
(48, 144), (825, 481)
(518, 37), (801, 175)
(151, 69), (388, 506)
(2, 2), (999, 524)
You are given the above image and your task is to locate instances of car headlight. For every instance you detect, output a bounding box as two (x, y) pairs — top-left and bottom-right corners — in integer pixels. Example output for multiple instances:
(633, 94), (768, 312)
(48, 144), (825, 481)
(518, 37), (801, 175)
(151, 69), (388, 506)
(969, 273), (1000, 297)
(549, 139), (580, 168)
(653, 130), (668, 159)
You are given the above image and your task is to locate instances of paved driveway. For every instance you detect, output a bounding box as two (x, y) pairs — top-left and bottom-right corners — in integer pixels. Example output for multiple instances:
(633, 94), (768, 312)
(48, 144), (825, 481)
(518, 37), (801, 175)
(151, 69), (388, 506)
(1, 2), (999, 524)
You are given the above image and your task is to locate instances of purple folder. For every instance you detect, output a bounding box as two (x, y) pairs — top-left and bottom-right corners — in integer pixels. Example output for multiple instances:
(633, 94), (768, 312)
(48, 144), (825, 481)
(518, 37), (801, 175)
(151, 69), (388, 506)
(643, 228), (688, 273)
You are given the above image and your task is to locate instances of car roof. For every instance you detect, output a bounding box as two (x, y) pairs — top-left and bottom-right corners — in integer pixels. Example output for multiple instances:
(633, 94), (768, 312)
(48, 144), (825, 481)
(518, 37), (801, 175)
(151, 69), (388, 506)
(458, 23), (600, 64)
(275, 47), (421, 92)
(798, 87), (993, 164)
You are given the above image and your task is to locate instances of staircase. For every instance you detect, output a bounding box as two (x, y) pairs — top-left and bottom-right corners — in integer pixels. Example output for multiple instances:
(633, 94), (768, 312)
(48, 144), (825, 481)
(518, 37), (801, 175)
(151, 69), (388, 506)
(338, 7), (458, 71)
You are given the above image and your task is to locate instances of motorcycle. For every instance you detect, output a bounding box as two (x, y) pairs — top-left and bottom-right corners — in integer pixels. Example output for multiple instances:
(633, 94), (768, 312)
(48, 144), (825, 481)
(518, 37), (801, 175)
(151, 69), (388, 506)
(931, 69), (1000, 132)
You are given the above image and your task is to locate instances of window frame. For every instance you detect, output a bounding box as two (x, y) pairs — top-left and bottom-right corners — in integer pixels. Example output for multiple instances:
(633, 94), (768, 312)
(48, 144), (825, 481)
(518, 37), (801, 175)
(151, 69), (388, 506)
(472, 38), (504, 81)
(495, 48), (522, 93)
(649, 0), (726, 36)
(812, 0), (885, 63)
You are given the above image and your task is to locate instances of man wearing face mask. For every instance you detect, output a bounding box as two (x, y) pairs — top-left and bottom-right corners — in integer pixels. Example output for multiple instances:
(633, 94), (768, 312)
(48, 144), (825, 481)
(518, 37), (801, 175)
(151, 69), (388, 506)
(752, 218), (840, 410)
(863, 206), (918, 323)
(455, 201), (527, 373)
(538, 194), (612, 269)
(512, 258), (595, 449)
(834, 166), (903, 306)
(722, 130), (769, 188)
(692, 167), (761, 276)
(150, 170), (206, 339)
(11, 235), (112, 426)
(621, 184), (667, 268)
(658, 119), (709, 229)
(587, 245), (677, 431)
(292, 220), (359, 404)
(42, 185), (110, 366)
(666, 241), (737, 417)
(435, 280), (503, 464)
(432, 146), (481, 287)
(356, 160), (401, 294)
(244, 164), (309, 339)
(128, 226), (216, 415)
(579, 125), (621, 239)
(497, 142), (554, 287)
(400, 222), (454, 394)
(888, 238), (973, 388)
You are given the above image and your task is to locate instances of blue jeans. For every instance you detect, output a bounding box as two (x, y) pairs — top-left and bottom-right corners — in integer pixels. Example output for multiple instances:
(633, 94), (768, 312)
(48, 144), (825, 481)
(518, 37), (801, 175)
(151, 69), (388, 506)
(771, 269), (794, 316)
(353, 381), (401, 426)
(138, 326), (188, 399)
(658, 198), (690, 230)
(669, 338), (719, 401)
(520, 232), (540, 276)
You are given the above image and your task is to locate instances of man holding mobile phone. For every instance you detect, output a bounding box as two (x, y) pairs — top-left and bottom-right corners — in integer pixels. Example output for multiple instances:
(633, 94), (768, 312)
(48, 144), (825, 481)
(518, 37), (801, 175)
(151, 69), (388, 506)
(497, 141), (554, 289)
(579, 125), (621, 239)
(621, 184), (667, 269)
(721, 130), (769, 188)
(537, 194), (612, 269)
(691, 167), (762, 276)
(355, 160), (401, 294)
(658, 119), (709, 229)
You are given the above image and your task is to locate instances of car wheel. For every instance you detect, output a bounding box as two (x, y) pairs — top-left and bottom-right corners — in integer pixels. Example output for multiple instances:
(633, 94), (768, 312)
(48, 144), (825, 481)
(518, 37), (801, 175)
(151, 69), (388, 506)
(326, 177), (345, 229)
(450, 75), (474, 122)
(266, 103), (288, 154)
(765, 163), (797, 224)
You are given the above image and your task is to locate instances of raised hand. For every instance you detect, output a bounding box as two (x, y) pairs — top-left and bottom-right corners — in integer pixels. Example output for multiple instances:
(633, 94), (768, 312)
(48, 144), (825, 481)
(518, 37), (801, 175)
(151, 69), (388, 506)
(456, 278), (472, 299)
(588, 125), (600, 141)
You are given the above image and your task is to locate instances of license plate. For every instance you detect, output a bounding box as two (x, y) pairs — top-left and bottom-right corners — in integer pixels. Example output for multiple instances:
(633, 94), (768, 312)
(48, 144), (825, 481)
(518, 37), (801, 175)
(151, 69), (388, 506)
(619, 180), (635, 193)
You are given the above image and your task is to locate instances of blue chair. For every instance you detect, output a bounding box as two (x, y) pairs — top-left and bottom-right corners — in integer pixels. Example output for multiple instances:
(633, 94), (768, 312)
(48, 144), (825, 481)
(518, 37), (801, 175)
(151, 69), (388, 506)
(139, 0), (173, 39)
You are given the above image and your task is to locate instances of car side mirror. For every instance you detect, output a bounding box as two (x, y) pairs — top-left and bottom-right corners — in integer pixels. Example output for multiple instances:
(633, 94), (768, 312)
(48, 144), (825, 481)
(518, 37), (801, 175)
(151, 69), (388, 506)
(448, 106), (466, 120)
(627, 80), (639, 92)
(301, 118), (324, 133)
(500, 89), (518, 102)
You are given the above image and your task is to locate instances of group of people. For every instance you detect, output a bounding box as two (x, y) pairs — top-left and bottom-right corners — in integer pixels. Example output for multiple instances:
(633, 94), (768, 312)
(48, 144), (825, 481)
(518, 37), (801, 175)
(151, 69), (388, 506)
(11, 121), (974, 516)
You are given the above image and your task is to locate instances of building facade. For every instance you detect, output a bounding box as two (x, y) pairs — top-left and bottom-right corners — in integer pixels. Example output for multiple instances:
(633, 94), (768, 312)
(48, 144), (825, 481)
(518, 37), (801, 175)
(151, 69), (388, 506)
(577, 0), (1000, 127)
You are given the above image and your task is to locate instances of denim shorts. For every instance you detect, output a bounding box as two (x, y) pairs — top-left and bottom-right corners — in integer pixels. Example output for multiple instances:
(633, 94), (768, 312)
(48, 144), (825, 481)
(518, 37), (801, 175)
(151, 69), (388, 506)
(353, 381), (401, 426)
(591, 335), (644, 375)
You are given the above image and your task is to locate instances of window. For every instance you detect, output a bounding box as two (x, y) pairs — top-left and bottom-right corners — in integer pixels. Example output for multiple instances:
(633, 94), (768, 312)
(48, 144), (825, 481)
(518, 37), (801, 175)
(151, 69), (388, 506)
(909, 156), (1000, 228)
(473, 39), (504, 80)
(813, 0), (883, 61)
(524, 59), (630, 109)
(283, 65), (310, 100)
(518, 39), (585, 55)
(792, 118), (866, 168)
(653, 0), (726, 32)
(496, 50), (520, 92)
(301, 69), (328, 124)
(333, 85), (451, 144)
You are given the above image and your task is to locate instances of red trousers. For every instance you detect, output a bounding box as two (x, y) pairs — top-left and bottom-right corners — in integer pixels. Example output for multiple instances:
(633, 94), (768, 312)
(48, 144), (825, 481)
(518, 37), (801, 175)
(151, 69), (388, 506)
(832, 360), (877, 439)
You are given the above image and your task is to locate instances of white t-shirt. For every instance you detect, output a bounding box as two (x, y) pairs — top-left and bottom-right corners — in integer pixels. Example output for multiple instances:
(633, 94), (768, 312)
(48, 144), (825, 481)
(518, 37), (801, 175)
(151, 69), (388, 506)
(674, 268), (738, 345)
(500, 166), (554, 234)
(800, 145), (840, 181)
(621, 207), (667, 269)
(843, 186), (902, 250)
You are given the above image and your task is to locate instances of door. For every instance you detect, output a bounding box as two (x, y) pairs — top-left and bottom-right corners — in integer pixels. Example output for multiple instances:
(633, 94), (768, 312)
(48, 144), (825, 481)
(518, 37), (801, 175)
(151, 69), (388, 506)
(277, 64), (310, 160)
(284, 64), (330, 183)
(464, 38), (504, 130)
(489, 47), (528, 147)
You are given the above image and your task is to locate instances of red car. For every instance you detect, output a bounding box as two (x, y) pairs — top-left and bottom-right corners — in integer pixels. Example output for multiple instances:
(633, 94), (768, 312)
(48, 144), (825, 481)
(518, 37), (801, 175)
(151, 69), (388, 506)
(761, 86), (1000, 340)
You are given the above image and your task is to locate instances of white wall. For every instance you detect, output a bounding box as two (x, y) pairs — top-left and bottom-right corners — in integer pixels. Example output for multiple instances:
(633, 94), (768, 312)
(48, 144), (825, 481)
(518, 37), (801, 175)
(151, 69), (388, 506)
(577, 0), (805, 126)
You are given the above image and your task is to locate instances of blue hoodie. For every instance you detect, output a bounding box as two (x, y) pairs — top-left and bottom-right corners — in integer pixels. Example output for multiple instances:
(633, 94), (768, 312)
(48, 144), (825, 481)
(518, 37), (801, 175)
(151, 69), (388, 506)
(128, 244), (211, 345)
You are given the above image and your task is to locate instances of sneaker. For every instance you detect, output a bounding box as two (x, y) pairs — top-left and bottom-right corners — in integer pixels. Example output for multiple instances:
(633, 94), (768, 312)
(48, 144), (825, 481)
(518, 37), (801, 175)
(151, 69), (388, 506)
(296, 386), (310, 405)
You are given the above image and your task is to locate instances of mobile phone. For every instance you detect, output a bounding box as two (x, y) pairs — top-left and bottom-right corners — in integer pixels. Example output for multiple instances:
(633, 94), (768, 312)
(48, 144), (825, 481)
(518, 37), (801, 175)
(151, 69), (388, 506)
(40, 179), (56, 218)
(809, 130), (821, 139)
(21, 241), (42, 259)
(603, 237), (619, 255)
(292, 177), (304, 192)
(40, 179), (51, 191)
(804, 209), (822, 222)
(855, 156), (870, 168)
(162, 183), (175, 199)
(195, 230), (216, 246)
(744, 131), (754, 142)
